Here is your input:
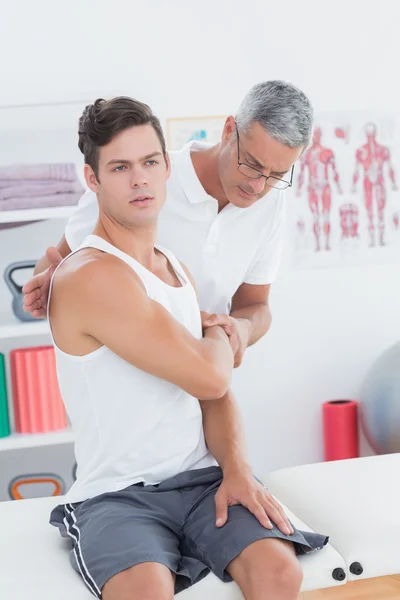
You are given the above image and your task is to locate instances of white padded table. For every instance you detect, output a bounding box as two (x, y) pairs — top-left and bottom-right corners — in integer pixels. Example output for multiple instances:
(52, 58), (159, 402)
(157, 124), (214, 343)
(264, 453), (400, 583)
(0, 495), (345, 599)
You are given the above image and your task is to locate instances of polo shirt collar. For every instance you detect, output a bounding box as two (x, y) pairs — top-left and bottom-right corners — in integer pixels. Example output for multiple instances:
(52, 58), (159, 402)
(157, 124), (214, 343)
(174, 141), (216, 204)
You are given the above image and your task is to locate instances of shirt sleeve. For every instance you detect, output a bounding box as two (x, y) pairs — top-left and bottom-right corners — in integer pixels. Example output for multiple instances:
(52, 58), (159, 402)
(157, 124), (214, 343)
(243, 196), (287, 285)
(65, 190), (99, 251)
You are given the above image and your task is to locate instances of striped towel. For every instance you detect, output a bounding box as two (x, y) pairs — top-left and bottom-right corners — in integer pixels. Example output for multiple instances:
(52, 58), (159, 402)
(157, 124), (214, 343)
(0, 163), (78, 181)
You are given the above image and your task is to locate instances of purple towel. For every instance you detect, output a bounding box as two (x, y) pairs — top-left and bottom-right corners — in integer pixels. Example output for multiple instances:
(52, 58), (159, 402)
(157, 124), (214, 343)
(0, 163), (78, 181)
(0, 179), (84, 201)
(0, 221), (39, 231)
(0, 178), (81, 189)
(0, 192), (82, 211)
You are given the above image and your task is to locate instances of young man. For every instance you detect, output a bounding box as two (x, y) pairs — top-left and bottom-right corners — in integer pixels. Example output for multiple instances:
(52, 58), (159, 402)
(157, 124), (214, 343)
(48, 98), (327, 600)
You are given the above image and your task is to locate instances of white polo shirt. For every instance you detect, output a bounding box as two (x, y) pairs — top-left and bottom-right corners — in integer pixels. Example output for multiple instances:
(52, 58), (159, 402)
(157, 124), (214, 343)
(65, 141), (286, 314)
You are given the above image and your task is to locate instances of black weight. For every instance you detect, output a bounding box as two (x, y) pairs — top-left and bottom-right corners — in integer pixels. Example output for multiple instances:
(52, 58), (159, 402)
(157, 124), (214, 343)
(3, 261), (41, 322)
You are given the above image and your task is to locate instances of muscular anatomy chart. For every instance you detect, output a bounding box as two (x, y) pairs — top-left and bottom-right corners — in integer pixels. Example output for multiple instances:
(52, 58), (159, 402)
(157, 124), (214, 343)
(292, 113), (399, 268)
(296, 127), (343, 252)
(352, 123), (397, 247)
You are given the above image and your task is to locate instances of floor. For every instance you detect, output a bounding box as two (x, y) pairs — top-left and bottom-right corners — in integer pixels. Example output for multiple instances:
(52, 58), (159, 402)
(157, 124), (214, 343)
(300, 575), (400, 599)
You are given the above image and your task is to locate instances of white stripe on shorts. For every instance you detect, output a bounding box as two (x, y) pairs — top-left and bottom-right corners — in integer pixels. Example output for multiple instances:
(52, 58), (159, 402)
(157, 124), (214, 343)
(63, 503), (102, 598)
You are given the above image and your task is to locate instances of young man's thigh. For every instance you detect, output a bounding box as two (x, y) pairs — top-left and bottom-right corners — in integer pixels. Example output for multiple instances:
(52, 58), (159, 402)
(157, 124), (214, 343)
(180, 476), (325, 584)
(50, 489), (190, 597)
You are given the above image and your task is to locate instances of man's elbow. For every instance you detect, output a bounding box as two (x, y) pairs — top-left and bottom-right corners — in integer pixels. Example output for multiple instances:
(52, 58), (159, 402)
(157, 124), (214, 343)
(252, 304), (272, 342)
(196, 369), (231, 401)
(263, 307), (272, 336)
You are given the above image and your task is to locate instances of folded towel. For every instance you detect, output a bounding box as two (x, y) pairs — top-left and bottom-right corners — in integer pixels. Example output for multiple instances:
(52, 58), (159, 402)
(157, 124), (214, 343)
(0, 221), (39, 231)
(0, 178), (79, 189)
(0, 163), (77, 182)
(0, 192), (82, 211)
(0, 179), (84, 201)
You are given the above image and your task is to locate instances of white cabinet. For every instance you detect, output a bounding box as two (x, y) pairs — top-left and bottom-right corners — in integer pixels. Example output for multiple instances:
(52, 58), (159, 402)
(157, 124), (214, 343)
(0, 210), (75, 500)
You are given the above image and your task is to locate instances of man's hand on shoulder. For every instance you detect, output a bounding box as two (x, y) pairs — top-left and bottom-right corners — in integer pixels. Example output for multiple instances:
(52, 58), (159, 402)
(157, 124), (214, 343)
(22, 246), (63, 318)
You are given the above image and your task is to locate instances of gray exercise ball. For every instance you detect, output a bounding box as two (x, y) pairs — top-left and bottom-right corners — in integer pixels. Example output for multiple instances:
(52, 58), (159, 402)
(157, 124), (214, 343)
(359, 342), (400, 454)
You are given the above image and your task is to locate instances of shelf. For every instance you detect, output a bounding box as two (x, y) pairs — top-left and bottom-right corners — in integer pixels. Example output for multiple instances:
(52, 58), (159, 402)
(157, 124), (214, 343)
(0, 312), (50, 340)
(0, 205), (76, 224)
(0, 427), (74, 452)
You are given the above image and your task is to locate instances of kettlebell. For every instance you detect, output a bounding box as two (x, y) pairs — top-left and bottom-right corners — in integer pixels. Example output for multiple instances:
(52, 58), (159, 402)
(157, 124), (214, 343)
(3, 261), (43, 322)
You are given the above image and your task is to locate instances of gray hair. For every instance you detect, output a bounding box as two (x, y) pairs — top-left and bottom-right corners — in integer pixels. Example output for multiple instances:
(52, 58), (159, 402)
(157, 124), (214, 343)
(236, 80), (314, 149)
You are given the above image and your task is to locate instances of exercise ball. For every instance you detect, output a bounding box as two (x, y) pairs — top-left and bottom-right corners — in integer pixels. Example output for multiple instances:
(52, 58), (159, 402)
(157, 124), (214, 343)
(360, 342), (400, 454)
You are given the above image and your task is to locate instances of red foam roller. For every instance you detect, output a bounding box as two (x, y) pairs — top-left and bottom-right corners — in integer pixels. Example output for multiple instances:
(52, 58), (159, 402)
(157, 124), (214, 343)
(10, 345), (67, 433)
(322, 399), (359, 461)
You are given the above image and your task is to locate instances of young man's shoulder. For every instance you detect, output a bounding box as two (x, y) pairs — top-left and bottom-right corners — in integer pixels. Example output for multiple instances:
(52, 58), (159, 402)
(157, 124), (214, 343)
(55, 247), (109, 279)
(53, 249), (141, 300)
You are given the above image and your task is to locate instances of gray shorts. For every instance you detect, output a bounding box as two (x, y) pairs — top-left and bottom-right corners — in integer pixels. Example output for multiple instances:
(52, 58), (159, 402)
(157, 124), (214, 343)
(50, 466), (328, 597)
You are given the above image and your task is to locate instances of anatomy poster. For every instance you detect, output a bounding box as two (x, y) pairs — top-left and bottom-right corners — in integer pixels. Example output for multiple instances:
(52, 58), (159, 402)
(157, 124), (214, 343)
(291, 113), (400, 268)
(166, 115), (227, 150)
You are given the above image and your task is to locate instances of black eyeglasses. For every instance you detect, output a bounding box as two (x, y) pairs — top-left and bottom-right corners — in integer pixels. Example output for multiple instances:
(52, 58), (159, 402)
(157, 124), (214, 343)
(235, 123), (294, 190)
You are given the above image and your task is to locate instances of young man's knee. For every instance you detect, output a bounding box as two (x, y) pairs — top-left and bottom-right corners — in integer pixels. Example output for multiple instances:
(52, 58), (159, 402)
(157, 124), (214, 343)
(271, 551), (303, 592)
(228, 539), (303, 598)
(103, 580), (174, 600)
(252, 541), (303, 586)
(102, 563), (175, 600)
(247, 549), (303, 599)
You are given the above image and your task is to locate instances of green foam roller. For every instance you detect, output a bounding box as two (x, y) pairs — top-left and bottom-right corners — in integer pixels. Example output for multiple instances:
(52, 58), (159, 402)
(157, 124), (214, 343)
(0, 353), (10, 438)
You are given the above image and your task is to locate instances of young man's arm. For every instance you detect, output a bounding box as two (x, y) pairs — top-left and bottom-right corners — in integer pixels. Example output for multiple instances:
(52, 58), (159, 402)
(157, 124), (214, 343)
(199, 391), (293, 535)
(52, 254), (234, 401)
(179, 263), (292, 535)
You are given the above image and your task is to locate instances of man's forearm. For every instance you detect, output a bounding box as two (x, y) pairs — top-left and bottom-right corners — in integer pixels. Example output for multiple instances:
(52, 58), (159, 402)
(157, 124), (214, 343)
(230, 302), (271, 347)
(200, 388), (251, 474)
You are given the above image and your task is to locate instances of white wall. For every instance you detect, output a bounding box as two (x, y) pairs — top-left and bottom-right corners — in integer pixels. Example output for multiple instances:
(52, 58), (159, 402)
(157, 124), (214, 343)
(1, 0), (400, 473)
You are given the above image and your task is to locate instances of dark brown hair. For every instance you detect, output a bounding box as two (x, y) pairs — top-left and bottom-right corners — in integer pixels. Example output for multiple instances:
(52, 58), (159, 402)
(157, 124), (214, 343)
(78, 96), (167, 179)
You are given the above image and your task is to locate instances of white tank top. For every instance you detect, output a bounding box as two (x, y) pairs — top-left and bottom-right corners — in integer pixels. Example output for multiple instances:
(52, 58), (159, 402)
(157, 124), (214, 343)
(48, 234), (216, 504)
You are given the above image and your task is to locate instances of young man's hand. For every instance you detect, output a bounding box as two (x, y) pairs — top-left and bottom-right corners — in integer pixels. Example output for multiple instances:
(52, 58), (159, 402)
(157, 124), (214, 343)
(202, 313), (251, 367)
(215, 465), (294, 536)
(22, 247), (63, 318)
